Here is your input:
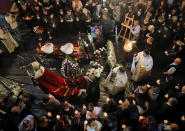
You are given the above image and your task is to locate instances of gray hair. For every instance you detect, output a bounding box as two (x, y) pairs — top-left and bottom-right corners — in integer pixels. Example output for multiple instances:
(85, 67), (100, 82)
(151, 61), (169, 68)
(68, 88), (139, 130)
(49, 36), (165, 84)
(148, 25), (155, 31)
(172, 16), (178, 23)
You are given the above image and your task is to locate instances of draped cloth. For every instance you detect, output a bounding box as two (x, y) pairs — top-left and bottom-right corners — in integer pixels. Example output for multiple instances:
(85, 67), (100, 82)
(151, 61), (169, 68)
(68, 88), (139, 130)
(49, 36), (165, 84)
(0, 28), (19, 53)
(35, 68), (87, 97)
(132, 63), (151, 82)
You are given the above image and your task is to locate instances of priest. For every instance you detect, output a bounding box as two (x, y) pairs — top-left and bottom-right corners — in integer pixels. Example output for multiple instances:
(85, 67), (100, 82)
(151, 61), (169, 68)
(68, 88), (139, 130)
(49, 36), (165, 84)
(131, 49), (153, 82)
(27, 61), (87, 97)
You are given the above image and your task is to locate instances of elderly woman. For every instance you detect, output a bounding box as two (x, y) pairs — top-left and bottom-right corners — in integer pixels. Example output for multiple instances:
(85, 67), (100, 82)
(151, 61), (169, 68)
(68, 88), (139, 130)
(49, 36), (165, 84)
(18, 115), (36, 131)
(72, 0), (83, 12)
(146, 25), (156, 38)
(80, 8), (91, 32)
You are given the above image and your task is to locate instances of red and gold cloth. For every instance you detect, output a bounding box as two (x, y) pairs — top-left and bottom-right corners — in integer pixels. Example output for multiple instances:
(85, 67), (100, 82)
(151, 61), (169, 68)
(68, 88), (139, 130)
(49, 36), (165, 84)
(36, 68), (87, 97)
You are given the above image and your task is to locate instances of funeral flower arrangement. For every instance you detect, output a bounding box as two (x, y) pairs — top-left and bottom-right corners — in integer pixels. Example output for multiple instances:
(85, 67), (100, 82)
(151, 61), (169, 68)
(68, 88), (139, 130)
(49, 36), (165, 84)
(33, 26), (44, 34)
(106, 40), (116, 68)
(61, 56), (80, 78)
(12, 86), (22, 98)
(94, 47), (106, 58)
(86, 61), (104, 78)
(60, 43), (74, 55)
(40, 42), (54, 54)
(0, 76), (23, 101)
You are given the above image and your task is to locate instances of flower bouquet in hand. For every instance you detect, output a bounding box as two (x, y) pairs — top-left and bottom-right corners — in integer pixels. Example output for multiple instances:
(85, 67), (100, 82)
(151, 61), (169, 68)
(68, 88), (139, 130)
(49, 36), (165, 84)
(33, 26), (44, 34)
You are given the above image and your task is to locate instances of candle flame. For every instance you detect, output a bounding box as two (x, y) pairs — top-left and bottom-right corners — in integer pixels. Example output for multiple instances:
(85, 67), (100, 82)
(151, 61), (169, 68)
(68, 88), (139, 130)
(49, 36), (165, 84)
(123, 40), (134, 52)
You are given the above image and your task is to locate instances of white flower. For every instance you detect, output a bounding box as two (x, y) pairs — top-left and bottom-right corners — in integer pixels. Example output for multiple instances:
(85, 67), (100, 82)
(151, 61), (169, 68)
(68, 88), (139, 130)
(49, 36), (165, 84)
(108, 56), (112, 60)
(86, 72), (90, 75)
(89, 68), (95, 73)
(94, 69), (101, 77)
(90, 61), (96, 66)
(13, 89), (19, 96)
(92, 62), (97, 66)
(97, 68), (103, 73)
(100, 48), (104, 51)
(15, 87), (21, 91)
(99, 68), (103, 73)
(90, 61), (94, 64)
(94, 50), (99, 54)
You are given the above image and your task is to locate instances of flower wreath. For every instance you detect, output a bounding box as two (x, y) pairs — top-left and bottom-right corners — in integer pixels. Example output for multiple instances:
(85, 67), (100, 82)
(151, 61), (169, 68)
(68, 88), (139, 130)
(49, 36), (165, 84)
(61, 56), (80, 78)
(106, 40), (116, 68)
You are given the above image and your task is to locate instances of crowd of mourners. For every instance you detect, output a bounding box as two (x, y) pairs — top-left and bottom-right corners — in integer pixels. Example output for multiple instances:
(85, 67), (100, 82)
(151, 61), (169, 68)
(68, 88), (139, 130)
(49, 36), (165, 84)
(1, 79), (185, 131)
(0, 0), (185, 130)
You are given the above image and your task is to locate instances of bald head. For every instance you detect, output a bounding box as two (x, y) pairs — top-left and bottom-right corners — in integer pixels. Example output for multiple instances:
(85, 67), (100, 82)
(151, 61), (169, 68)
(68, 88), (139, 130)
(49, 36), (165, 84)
(174, 58), (181, 65)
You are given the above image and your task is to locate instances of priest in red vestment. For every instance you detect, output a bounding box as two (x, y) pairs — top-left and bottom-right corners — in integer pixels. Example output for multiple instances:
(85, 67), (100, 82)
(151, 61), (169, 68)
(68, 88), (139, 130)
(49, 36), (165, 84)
(27, 61), (87, 97)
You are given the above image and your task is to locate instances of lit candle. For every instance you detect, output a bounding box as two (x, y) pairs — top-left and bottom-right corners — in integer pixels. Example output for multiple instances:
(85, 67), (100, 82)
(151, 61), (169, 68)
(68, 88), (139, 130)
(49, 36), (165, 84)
(123, 40), (133, 52)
